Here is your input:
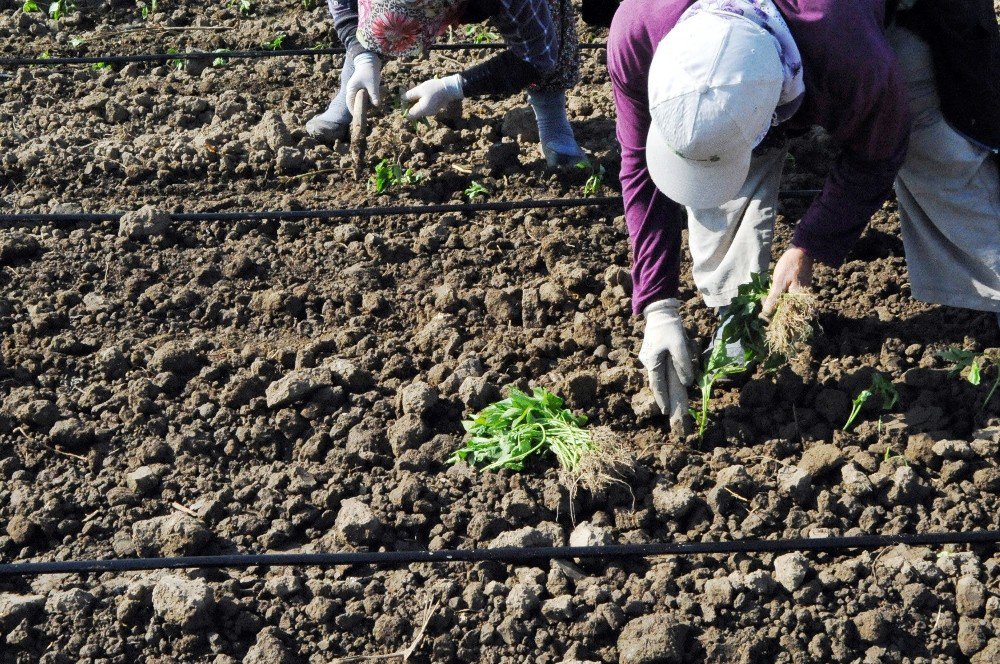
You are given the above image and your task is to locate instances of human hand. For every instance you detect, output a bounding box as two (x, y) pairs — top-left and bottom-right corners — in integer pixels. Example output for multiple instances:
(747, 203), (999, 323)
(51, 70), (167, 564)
(638, 298), (694, 427)
(761, 246), (814, 319)
(345, 51), (382, 107)
(404, 74), (464, 119)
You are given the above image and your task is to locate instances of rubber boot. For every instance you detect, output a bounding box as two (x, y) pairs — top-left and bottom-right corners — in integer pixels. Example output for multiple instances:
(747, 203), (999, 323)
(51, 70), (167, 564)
(305, 56), (355, 143)
(527, 89), (587, 169)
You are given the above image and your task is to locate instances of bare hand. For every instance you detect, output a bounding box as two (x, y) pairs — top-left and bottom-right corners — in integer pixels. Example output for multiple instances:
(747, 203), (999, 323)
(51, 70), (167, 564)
(761, 246), (814, 319)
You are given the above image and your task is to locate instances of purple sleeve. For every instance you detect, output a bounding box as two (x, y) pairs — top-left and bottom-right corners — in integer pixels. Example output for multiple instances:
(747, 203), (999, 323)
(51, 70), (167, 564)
(790, 22), (911, 266)
(609, 13), (685, 315)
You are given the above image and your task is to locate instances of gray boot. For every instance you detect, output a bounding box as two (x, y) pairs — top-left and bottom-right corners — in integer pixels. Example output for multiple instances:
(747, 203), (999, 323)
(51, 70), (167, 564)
(305, 57), (355, 144)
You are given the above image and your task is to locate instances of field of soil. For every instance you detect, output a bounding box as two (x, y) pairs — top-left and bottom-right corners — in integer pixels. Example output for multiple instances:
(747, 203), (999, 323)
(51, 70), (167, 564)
(1, 2), (999, 663)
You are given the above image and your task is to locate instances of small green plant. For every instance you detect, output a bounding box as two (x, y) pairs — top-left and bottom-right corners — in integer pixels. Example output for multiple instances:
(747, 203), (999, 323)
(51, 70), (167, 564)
(69, 36), (84, 47)
(843, 372), (899, 431)
(463, 23), (500, 44)
(302, 0), (317, 8)
(368, 159), (422, 194)
(212, 49), (229, 68)
(577, 161), (605, 196)
(90, 61), (111, 71)
(229, 0), (253, 15)
(22, 0), (40, 12)
(450, 387), (628, 494)
(939, 347), (1000, 415)
(166, 47), (185, 71)
(690, 274), (770, 437)
(464, 181), (489, 201)
(882, 445), (909, 466)
(140, 0), (157, 19)
(38, 50), (52, 59)
(262, 33), (287, 51)
(48, 0), (75, 20)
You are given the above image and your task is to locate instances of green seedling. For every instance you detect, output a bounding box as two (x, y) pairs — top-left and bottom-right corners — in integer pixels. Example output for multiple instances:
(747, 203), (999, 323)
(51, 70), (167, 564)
(939, 347), (1000, 414)
(166, 47), (185, 71)
(140, 0), (157, 19)
(464, 181), (489, 201)
(843, 372), (899, 431)
(302, 0), (317, 7)
(393, 94), (431, 131)
(212, 49), (229, 67)
(48, 0), (75, 20)
(368, 159), (422, 194)
(463, 23), (500, 44)
(90, 61), (110, 71)
(229, 0), (253, 15)
(38, 51), (52, 60)
(577, 161), (606, 196)
(22, 0), (40, 12)
(450, 387), (628, 494)
(882, 445), (909, 466)
(262, 33), (287, 51)
(69, 36), (84, 47)
(691, 273), (771, 437)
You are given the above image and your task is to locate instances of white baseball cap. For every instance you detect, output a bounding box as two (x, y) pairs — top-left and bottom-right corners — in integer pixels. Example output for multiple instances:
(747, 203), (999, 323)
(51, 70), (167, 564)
(646, 11), (784, 209)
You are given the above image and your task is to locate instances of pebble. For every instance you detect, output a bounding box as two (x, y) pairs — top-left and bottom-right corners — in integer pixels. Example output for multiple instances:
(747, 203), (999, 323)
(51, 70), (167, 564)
(956, 576), (986, 616)
(617, 614), (688, 664)
(152, 575), (214, 629)
(773, 552), (810, 592)
(799, 443), (845, 477)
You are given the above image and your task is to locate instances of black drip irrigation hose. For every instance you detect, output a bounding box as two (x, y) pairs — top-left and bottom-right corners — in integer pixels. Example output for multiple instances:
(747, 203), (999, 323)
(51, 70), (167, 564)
(0, 191), (821, 226)
(2, 530), (998, 578)
(0, 42), (606, 68)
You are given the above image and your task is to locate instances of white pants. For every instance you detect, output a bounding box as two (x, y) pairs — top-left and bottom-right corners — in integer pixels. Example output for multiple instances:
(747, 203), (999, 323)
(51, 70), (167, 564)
(687, 27), (1000, 313)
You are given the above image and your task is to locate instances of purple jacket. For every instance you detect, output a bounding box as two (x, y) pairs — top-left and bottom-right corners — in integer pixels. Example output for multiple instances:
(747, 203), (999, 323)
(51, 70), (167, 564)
(609, 0), (910, 314)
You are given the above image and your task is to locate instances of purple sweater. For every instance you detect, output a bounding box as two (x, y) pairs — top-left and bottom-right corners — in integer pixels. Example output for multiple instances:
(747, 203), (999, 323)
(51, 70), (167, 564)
(609, 0), (910, 314)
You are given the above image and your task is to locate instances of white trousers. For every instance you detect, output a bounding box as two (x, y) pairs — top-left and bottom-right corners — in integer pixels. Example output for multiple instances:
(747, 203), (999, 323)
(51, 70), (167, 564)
(686, 27), (1000, 313)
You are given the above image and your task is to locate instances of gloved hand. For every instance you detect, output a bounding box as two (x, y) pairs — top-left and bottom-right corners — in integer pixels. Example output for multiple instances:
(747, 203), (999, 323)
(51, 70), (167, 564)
(638, 298), (694, 426)
(345, 51), (382, 107)
(404, 74), (464, 119)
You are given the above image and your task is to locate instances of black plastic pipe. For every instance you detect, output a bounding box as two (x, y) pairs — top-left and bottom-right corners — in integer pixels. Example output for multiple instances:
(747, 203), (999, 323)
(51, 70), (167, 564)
(1, 530), (997, 578)
(0, 42), (605, 68)
(0, 191), (821, 226)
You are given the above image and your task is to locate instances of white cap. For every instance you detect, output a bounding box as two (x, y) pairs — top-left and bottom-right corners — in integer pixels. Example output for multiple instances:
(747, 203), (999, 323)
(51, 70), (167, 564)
(646, 11), (783, 209)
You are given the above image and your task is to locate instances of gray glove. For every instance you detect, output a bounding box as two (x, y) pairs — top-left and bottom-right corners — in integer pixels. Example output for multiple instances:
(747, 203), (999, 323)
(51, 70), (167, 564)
(638, 298), (694, 426)
(345, 51), (382, 107)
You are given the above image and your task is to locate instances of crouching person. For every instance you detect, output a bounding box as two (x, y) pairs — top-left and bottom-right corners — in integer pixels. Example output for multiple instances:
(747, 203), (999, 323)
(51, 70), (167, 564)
(306, 0), (588, 167)
(607, 0), (1000, 427)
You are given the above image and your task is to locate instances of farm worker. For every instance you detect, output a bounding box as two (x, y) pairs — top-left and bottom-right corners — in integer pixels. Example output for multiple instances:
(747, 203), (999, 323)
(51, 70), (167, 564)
(306, 0), (587, 168)
(609, 0), (1000, 425)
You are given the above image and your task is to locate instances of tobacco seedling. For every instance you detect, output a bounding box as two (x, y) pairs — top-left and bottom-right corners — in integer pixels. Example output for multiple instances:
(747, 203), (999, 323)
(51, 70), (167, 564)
(262, 33), (287, 51)
(229, 0), (253, 15)
(48, 0), (75, 20)
(691, 273), (771, 437)
(939, 347), (1000, 414)
(843, 372), (899, 431)
(166, 47), (185, 71)
(212, 49), (229, 68)
(577, 161), (606, 196)
(368, 159), (421, 194)
(22, 0), (40, 12)
(140, 0), (157, 19)
(90, 61), (110, 71)
(464, 181), (489, 201)
(463, 23), (500, 44)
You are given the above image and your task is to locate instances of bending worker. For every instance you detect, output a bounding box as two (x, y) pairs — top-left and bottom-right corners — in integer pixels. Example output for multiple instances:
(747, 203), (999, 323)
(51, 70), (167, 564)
(609, 0), (1000, 425)
(307, 0), (587, 168)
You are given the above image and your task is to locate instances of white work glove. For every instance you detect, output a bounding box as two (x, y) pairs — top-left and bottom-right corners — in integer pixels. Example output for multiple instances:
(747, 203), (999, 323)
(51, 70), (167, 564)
(638, 298), (694, 426)
(346, 52), (382, 107)
(404, 74), (464, 120)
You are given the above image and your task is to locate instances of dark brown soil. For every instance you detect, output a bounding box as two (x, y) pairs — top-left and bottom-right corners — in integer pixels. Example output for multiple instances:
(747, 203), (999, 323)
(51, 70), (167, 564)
(1, 3), (999, 664)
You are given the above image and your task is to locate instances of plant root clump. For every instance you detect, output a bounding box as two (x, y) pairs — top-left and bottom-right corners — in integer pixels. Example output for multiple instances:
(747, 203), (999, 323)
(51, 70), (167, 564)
(767, 289), (817, 358)
(560, 425), (634, 497)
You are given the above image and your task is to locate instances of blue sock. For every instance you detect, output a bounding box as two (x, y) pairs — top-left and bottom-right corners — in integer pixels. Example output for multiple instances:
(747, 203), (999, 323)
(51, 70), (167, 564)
(527, 90), (583, 158)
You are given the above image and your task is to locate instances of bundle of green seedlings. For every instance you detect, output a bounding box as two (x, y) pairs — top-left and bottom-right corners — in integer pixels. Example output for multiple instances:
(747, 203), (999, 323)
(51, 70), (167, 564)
(843, 372), (899, 431)
(939, 347), (1000, 415)
(693, 274), (817, 437)
(450, 387), (630, 495)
